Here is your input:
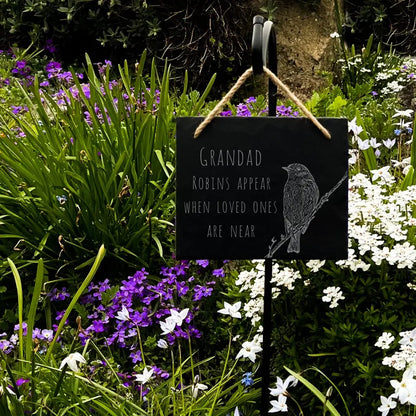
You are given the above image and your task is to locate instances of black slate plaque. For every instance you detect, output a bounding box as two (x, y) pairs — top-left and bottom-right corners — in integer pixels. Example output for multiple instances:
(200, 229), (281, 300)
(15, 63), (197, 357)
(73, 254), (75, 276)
(176, 117), (348, 260)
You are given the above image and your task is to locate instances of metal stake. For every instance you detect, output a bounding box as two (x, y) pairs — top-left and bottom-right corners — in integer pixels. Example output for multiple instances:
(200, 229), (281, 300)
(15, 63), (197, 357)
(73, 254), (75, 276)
(252, 15), (277, 416)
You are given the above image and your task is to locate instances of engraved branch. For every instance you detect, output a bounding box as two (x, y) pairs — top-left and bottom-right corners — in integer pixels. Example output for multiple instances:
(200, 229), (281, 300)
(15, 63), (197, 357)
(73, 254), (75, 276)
(265, 170), (348, 258)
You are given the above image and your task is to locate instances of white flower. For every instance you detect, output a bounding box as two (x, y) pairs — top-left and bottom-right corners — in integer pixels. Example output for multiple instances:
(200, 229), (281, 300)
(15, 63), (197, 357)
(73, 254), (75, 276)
(322, 286), (345, 308)
(399, 329), (416, 349)
(348, 117), (363, 141)
(191, 375), (208, 398)
(382, 81), (404, 95)
(375, 332), (395, 350)
(234, 407), (241, 416)
(269, 375), (298, 397)
(0, 384), (16, 396)
(59, 352), (86, 372)
(236, 340), (263, 363)
(157, 339), (168, 349)
(395, 119), (412, 129)
(269, 395), (288, 412)
(393, 109), (413, 118)
(377, 395), (397, 416)
(391, 158), (411, 169)
(348, 149), (359, 165)
(383, 138), (396, 149)
(369, 137), (382, 148)
(218, 301), (242, 318)
(115, 305), (130, 321)
(370, 166), (395, 185)
(169, 308), (189, 327)
(160, 318), (176, 335)
(330, 32), (340, 38)
(390, 369), (416, 404)
(135, 367), (154, 384)
(357, 138), (370, 150)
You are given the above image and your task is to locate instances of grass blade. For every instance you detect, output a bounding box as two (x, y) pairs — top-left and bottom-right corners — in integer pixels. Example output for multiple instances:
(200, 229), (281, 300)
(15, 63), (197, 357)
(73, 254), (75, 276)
(46, 244), (106, 360)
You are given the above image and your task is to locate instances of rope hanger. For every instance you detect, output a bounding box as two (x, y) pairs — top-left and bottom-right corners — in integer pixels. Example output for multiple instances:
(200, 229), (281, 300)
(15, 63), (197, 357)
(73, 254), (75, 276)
(193, 66), (332, 140)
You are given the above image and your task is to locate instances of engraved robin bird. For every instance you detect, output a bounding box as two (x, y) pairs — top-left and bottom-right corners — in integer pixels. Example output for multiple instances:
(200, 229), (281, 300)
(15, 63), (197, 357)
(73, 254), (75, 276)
(282, 163), (320, 253)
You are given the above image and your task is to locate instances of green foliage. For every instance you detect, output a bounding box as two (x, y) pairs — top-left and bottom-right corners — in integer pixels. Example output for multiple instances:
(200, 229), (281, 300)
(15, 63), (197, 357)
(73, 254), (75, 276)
(267, 261), (416, 415)
(0, 256), (259, 415)
(0, 52), (215, 284)
(332, 34), (416, 101)
(0, 0), (252, 92)
(343, 0), (416, 56)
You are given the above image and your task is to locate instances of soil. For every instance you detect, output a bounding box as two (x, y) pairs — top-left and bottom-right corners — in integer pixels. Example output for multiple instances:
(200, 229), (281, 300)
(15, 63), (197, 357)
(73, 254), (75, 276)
(253, 0), (340, 102)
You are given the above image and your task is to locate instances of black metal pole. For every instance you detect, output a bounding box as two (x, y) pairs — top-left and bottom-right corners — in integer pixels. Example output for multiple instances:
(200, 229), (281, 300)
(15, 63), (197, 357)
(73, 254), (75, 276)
(252, 15), (277, 416)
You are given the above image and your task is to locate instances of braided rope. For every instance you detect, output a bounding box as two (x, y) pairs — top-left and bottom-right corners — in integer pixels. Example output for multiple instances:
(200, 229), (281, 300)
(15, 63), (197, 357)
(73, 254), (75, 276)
(194, 66), (332, 140)
(262, 66), (331, 139)
(193, 67), (254, 138)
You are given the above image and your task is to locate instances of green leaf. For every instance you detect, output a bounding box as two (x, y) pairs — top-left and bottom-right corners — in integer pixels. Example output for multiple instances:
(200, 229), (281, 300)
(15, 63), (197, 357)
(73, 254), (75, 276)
(400, 166), (414, 190)
(26, 258), (44, 364)
(284, 367), (342, 416)
(46, 245), (106, 360)
(7, 258), (24, 364)
(151, 234), (163, 257)
(154, 149), (170, 178)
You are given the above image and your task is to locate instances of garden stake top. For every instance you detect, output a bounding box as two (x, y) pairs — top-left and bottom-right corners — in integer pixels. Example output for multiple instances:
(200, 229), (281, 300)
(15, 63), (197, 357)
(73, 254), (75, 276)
(176, 14), (348, 416)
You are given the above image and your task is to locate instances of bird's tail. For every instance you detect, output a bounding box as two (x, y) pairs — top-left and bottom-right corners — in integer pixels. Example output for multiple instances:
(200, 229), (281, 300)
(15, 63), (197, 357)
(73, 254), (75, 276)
(287, 232), (301, 253)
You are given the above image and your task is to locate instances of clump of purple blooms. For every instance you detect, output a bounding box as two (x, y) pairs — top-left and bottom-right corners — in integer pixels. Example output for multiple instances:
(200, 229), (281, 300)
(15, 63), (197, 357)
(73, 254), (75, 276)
(0, 260), (225, 391)
(79, 260), (221, 352)
(220, 96), (299, 118)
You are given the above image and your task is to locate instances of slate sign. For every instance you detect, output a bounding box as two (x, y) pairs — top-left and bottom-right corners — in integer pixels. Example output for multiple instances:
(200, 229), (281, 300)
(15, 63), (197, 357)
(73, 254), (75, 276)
(176, 117), (348, 260)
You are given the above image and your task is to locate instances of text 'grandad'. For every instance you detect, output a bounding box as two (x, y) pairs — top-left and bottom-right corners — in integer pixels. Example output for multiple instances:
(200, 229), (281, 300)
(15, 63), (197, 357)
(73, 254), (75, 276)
(199, 147), (262, 167)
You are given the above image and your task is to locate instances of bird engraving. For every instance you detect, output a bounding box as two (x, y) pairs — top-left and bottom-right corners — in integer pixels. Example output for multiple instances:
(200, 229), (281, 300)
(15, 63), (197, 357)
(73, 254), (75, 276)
(282, 163), (319, 253)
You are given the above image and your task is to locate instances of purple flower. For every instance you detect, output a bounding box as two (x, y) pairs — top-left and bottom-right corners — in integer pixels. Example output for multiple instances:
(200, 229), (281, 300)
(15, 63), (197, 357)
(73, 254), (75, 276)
(14, 322), (27, 335)
(236, 103), (251, 117)
(44, 39), (56, 54)
(15, 378), (29, 387)
(47, 287), (70, 301)
(45, 61), (62, 75)
(176, 281), (189, 296)
(56, 310), (66, 320)
(15, 60), (27, 70)
(212, 268), (225, 277)
(196, 259), (209, 268)
(91, 320), (106, 333)
(98, 279), (111, 292)
(41, 329), (54, 342)
(32, 328), (43, 339)
(129, 350), (142, 364)
(11, 105), (23, 114)
(188, 325), (201, 338)
(0, 339), (12, 353)
(193, 285), (213, 301)
(152, 366), (170, 379)
(58, 71), (73, 83)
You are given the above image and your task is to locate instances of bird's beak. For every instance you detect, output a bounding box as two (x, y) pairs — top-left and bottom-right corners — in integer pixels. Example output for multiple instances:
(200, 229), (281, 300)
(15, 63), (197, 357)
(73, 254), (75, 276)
(282, 166), (288, 172)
